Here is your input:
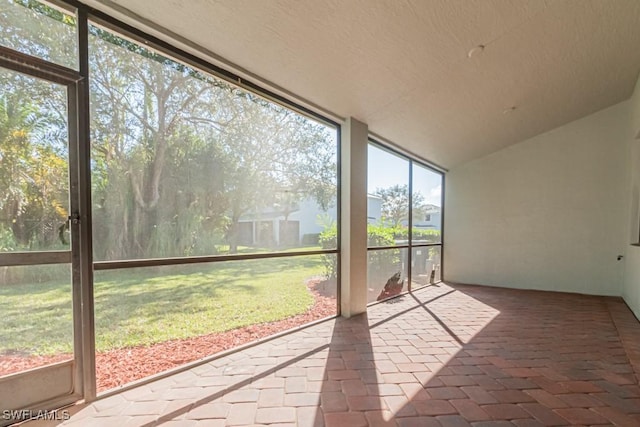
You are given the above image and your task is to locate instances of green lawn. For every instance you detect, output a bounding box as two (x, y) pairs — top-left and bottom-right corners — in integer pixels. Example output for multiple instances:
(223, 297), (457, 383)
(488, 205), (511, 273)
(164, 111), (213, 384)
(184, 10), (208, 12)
(0, 254), (329, 356)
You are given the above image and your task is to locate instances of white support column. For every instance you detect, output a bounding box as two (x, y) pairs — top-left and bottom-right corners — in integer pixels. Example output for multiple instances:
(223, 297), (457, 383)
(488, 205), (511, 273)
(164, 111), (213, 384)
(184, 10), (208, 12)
(341, 117), (368, 317)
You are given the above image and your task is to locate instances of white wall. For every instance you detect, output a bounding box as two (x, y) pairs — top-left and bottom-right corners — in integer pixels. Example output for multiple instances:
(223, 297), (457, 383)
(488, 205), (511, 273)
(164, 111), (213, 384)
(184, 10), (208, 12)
(290, 198), (337, 239)
(623, 75), (640, 318)
(413, 211), (442, 231)
(445, 101), (630, 296)
(367, 196), (382, 223)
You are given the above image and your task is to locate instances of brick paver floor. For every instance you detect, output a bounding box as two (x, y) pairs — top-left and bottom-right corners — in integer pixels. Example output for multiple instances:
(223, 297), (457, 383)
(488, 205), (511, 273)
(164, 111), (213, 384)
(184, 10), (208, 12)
(24, 283), (640, 426)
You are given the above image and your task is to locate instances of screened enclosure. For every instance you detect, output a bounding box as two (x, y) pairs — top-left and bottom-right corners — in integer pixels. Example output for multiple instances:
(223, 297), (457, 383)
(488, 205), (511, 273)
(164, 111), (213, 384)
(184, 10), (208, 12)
(0, 0), (444, 419)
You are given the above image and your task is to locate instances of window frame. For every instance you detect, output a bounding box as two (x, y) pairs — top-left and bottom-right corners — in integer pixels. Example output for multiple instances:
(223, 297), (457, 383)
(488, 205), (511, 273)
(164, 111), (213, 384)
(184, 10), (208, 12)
(1, 0), (342, 401)
(367, 139), (445, 301)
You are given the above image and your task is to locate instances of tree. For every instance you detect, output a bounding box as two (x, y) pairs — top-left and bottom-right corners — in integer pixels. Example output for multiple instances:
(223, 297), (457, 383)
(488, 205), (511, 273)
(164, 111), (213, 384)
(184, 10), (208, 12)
(0, 1), (79, 253)
(373, 184), (425, 228)
(1, 1), (338, 260)
(89, 26), (337, 258)
(0, 76), (68, 249)
(89, 27), (230, 259)
(0, 0), (77, 69)
(219, 101), (336, 252)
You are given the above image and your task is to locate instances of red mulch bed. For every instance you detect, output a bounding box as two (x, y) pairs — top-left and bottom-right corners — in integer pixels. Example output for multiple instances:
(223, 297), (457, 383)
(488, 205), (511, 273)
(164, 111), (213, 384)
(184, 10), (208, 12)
(0, 279), (337, 392)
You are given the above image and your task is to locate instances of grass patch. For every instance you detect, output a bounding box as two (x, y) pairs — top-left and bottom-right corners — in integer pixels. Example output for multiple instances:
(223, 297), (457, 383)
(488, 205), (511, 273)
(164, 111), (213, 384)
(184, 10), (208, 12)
(0, 255), (327, 355)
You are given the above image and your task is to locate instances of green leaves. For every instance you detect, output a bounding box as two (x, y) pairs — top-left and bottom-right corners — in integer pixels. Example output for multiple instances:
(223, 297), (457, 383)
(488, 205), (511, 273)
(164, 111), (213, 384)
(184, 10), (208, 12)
(89, 25), (337, 259)
(0, 76), (69, 250)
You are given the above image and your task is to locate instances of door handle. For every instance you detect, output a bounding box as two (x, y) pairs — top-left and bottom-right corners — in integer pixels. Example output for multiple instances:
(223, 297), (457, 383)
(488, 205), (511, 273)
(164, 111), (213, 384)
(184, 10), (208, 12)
(69, 212), (81, 225)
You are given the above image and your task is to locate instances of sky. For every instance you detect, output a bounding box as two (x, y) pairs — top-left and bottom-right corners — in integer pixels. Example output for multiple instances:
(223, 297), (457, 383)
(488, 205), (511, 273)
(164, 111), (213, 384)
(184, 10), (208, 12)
(367, 144), (442, 207)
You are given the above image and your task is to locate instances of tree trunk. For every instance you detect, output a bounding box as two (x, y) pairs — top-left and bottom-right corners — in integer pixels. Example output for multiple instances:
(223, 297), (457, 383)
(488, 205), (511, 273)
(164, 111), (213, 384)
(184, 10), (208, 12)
(228, 214), (240, 254)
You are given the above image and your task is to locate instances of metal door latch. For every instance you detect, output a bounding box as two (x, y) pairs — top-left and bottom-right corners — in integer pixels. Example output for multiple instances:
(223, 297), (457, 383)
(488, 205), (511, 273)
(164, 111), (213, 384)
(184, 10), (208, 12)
(69, 212), (81, 225)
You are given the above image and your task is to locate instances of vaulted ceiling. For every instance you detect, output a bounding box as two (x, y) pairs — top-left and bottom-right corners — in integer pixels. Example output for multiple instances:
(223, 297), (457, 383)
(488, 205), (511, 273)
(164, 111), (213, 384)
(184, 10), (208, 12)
(85, 0), (640, 169)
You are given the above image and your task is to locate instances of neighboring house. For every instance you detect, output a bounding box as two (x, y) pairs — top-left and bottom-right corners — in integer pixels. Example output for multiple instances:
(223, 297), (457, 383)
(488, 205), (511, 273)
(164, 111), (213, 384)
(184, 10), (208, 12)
(412, 204), (441, 230)
(367, 194), (382, 224)
(236, 195), (439, 247)
(237, 198), (336, 247)
(238, 194), (384, 247)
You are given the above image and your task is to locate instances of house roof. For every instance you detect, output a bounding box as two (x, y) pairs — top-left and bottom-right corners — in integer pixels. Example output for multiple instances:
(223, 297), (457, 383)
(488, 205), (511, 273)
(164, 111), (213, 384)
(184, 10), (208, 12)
(85, 0), (640, 169)
(239, 211), (293, 221)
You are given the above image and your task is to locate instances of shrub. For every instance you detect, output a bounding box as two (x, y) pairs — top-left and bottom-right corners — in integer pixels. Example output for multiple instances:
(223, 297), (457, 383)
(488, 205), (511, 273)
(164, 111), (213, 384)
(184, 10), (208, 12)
(320, 223), (403, 280)
(411, 228), (440, 243)
(319, 223), (338, 280)
(367, 224), (395, 247)
(319, 224), (441, 281)
(301, 233), (320, 245)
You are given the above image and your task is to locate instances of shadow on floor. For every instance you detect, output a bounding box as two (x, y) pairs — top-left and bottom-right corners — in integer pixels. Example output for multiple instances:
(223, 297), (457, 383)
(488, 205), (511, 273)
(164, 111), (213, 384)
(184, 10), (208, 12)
(30, 282), (640, 426)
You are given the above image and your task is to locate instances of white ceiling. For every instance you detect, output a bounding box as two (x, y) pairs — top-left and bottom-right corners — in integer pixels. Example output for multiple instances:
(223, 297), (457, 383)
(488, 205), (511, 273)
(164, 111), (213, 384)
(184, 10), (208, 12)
(85, 0), (640, 169)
